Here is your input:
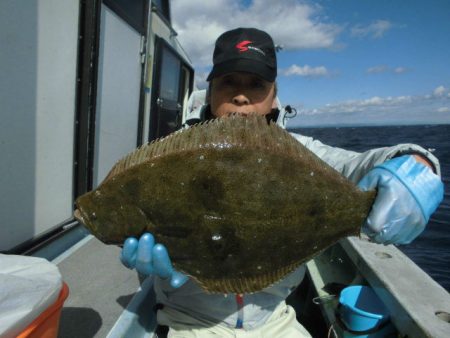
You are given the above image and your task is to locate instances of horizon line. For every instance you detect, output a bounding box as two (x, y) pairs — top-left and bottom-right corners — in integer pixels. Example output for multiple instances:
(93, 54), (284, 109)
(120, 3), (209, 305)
(287, 121), (450, 129)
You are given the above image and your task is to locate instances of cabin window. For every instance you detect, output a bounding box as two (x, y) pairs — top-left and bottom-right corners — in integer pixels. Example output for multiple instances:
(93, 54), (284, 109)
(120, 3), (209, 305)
(149, 37), (193, 140)
(160, 48), (181, 101)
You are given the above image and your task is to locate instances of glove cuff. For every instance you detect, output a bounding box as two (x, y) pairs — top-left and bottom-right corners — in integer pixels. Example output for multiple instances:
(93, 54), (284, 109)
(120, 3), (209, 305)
(376, 155), (444, 221)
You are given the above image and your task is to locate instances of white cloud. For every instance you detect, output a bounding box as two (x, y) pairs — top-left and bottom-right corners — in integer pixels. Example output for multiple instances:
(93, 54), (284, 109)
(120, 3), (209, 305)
(366, 65), (408, 75)
(394, 67), (408, 74)
(433, 85), (447, 97)
(282, 64), (329, 77)
(309, 95), (413, 115)
(364, 96), (384, 105)
(290, 86), (450, 126)
(351, 20), (393, 39)
(171, 0), (342, 69)
(194, 71), (209, 90)
(367, 65), (389, 74)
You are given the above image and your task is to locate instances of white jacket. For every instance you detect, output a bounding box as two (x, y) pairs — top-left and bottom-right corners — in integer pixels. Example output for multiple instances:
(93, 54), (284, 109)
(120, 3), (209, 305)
(154, 90), (441, 330)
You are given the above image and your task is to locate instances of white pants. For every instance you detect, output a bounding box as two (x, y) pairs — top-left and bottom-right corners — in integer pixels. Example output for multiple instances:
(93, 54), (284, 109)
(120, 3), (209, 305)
(157, 302), (312, 338)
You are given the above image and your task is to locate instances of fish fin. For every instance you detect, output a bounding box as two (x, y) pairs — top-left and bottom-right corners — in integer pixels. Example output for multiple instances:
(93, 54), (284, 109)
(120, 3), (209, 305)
(190, 261), (301, 294)
(102, 114), (308, 182)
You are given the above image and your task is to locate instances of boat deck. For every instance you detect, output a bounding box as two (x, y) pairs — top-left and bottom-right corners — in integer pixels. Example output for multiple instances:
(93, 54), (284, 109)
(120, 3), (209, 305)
(33, 226), (450, 338)
(49, 230), (326, 338)
(55, 235), (141, 337)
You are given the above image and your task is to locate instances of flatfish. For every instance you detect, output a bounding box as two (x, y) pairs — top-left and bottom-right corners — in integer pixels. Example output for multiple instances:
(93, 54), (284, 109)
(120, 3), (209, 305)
(74, 115), (375, 293)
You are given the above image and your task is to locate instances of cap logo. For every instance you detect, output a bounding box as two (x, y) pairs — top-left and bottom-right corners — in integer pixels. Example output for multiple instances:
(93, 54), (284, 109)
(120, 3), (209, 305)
(236, 40), (266, 56)
(236, 40), (252, 52)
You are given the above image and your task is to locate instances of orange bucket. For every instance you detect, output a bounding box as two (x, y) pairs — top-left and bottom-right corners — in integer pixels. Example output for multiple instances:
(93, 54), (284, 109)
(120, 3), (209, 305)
(17, 282), (69, 338)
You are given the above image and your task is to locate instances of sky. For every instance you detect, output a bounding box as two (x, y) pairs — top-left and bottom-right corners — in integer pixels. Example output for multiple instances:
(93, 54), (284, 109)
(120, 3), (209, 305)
(170, 0), (450, 127)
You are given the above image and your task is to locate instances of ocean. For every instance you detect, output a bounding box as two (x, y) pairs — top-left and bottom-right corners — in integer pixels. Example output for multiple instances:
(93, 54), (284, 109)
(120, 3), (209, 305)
(289, 124), (450, 292)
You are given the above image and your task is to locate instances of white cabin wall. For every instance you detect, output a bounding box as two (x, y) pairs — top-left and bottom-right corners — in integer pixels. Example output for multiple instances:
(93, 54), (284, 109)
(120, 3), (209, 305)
(0, 0), (79, 250)
(35, 1), (79, 234)
(92, 5), (142, 187)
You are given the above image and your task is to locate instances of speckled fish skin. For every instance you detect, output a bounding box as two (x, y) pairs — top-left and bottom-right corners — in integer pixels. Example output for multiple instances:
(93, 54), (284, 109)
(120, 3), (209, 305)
(74, 115), (375, 294)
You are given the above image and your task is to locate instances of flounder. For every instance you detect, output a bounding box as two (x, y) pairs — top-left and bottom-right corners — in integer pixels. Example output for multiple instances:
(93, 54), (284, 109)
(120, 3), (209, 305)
(74, 114), (375, 294)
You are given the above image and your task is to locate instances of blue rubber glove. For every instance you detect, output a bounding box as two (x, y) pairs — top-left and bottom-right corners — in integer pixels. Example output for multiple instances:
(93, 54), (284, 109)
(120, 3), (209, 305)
(358, 155), (444, 245)
(120, 233), (188, 288)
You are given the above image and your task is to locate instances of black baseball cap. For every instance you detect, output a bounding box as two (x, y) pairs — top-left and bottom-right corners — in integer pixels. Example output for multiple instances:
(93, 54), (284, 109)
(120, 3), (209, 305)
(207, 27), (277, 82)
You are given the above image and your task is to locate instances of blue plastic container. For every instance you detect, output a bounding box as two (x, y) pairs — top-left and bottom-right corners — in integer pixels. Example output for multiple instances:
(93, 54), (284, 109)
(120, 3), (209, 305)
(339, 285), (389, 333)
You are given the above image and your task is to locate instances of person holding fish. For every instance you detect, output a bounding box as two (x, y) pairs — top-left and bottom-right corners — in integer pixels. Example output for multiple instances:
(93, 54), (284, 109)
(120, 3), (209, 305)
(118, 28), (444, 337)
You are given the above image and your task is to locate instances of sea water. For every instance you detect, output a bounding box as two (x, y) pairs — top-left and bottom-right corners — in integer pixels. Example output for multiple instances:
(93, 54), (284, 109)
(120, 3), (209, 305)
(289, 124), (450, 291)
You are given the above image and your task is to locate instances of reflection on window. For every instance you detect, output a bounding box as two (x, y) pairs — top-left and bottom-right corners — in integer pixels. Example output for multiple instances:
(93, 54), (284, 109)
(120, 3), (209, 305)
(152, 0), (170, 22)
(160, 48), (180, 101)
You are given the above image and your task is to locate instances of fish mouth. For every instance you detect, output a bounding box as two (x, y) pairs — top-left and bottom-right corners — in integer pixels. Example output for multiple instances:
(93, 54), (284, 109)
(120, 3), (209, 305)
(74, 208), (85, 224)
(74, 207), (94, 231)
(74, 208), (119, 245)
